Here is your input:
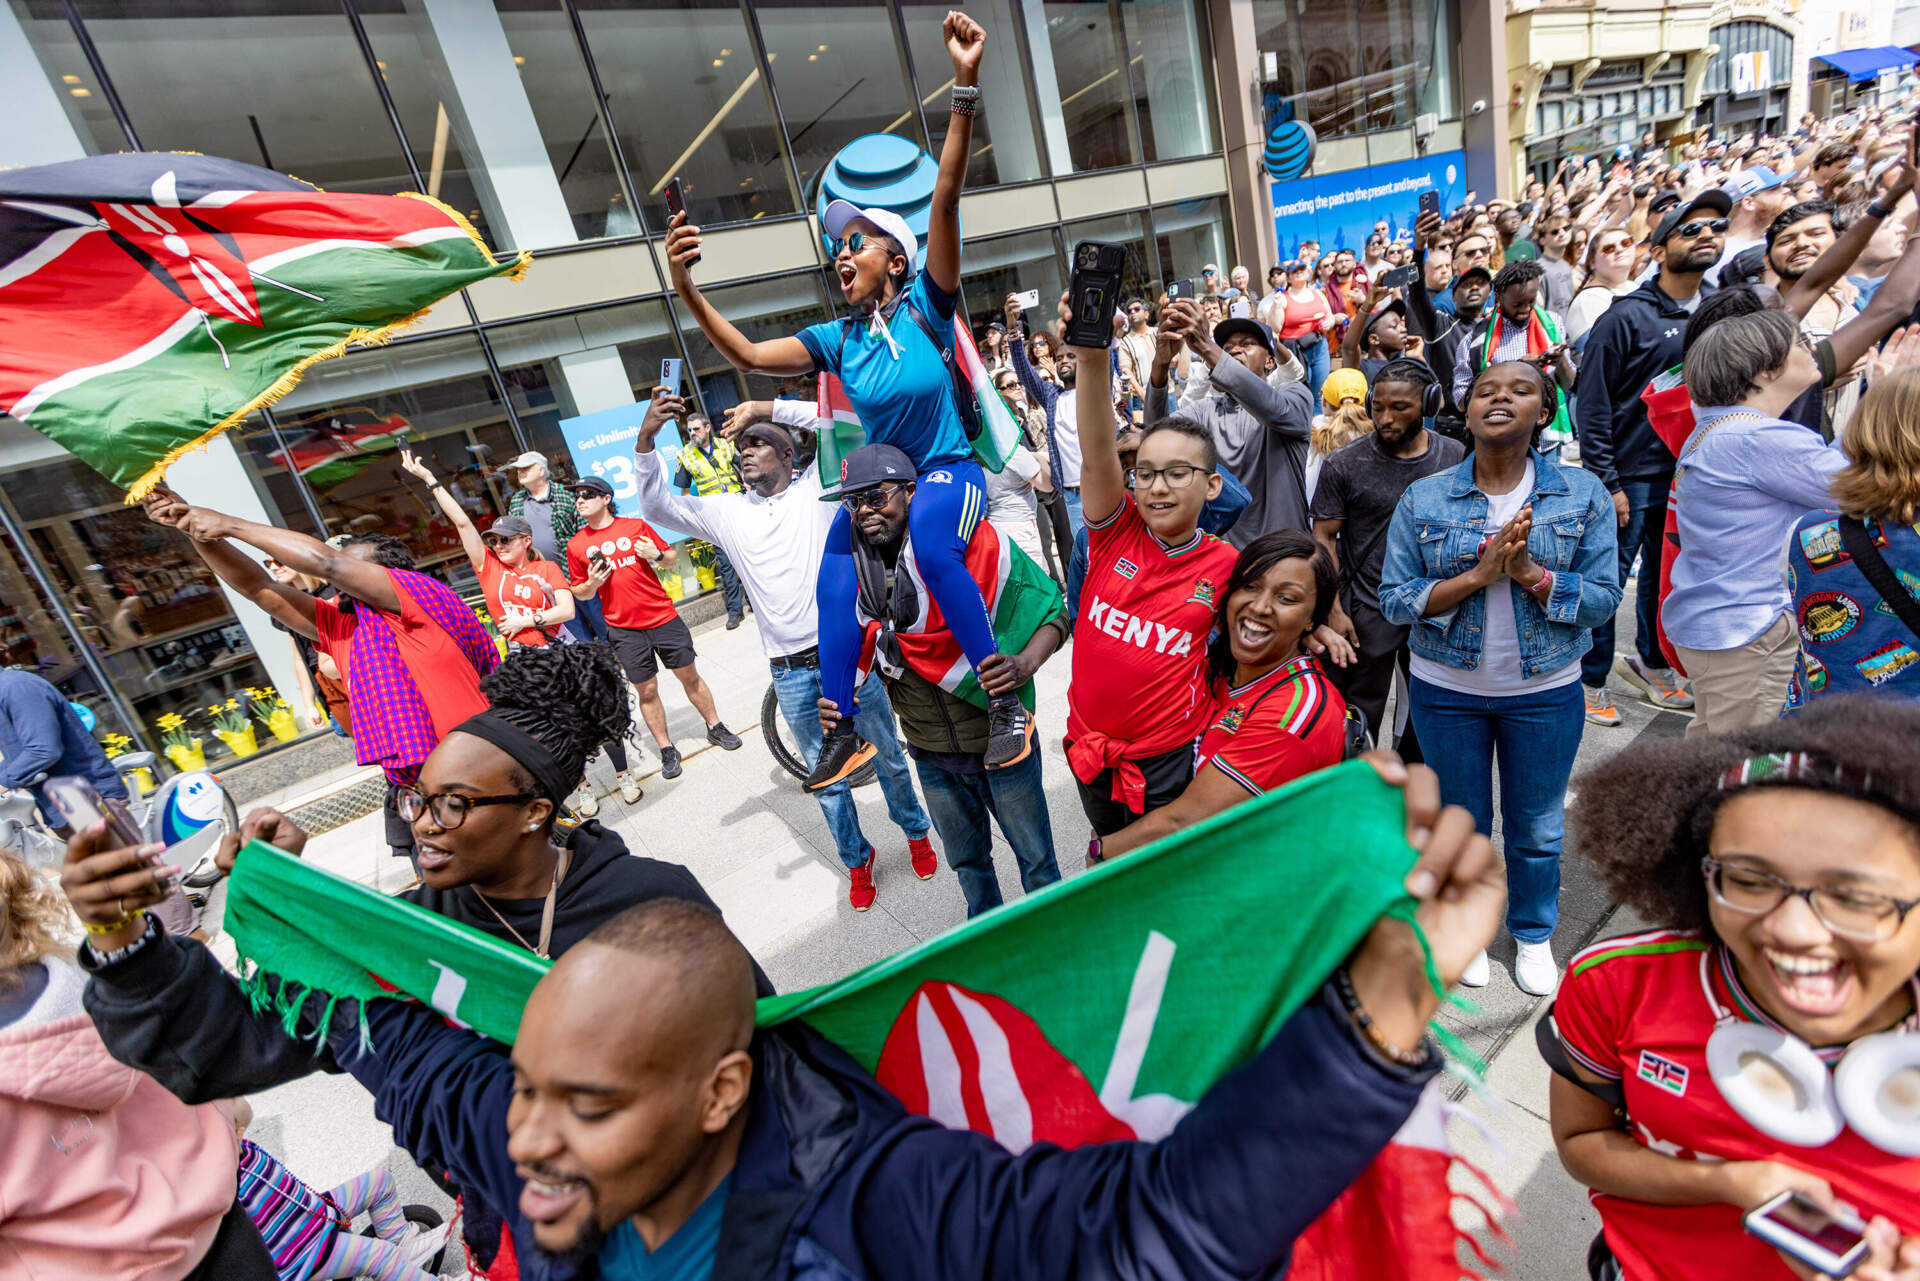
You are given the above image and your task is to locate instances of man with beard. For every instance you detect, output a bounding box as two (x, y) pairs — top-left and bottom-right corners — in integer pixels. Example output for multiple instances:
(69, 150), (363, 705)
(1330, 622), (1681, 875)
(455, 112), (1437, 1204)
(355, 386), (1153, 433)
(1323, 249), (1364, 347)
(631, 391), (937, 912)
(1409, 208), (1491, 442)
(1311, 359), (1464, 756)
(1572, 190), (1728, 726)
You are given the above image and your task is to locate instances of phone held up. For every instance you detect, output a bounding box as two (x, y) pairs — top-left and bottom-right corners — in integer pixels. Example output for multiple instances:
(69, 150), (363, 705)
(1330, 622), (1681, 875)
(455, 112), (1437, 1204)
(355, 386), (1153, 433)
(45, 774), (144, 850)
(1378, 263), (1419, 291)
(1165, 277), (1199, 303)
(1012, 288), (1041, 313)
(659, 358), (683, 394)
(1419, 189), (1441, 221)
(665, 176), (698, 267)
(1065, 241), (1126, 350)
(1743, 1191), (1869, 1278)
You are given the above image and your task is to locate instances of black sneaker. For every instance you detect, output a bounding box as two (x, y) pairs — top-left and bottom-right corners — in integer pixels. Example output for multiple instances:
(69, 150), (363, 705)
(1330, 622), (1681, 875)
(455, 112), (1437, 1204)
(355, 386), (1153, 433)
(805, 719), (877, 792)
(706, 721), (743, 750)
(659, 745), (683, 779)
(726, 615), (744, 630)
(984, 693), (1035, 770)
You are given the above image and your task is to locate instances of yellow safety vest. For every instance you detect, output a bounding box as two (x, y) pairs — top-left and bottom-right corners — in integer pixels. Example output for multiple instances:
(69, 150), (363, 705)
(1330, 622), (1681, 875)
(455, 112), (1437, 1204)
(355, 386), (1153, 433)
(677, 438), (742, 496)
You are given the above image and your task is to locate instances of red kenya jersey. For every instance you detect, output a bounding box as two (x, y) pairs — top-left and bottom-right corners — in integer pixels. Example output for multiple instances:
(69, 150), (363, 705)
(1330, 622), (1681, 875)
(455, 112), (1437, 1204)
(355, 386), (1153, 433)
(1550, 930), (1920, 1280)
(1067, 500), (1239, 760)
(1194, 655), (1346, 796)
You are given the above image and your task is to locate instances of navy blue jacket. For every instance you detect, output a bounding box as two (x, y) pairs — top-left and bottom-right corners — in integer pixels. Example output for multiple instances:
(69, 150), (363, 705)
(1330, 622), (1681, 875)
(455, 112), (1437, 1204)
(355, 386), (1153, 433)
(1572, 274), (1699, 490)
(339, 979), (1434, 1280)
(0, 668), (125, 823)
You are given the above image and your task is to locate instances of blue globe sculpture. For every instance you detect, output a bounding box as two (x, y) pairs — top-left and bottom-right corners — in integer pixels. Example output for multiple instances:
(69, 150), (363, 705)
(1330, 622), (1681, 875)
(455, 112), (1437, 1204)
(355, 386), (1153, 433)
(1264, 118), (1317, 184)
(816, 133), (952, 271)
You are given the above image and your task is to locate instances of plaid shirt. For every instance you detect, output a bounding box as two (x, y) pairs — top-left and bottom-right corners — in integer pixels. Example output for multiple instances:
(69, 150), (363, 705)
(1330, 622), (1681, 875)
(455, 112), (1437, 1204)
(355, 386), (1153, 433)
(507, 483), (583, 549)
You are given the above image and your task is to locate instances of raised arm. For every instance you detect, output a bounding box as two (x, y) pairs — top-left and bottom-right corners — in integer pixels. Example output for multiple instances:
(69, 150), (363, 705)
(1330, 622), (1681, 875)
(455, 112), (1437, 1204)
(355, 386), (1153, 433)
(1830, 234), (1920, 373)
(399, 450), (486, 576)
(1067, 323), (1127, 525)
(1005, 300), (1059, 413)
(142, 488), (323, 640)
(923, 11), (984, 297)
(665, 217), (814, 376)
(1783, 131), (1912, 318)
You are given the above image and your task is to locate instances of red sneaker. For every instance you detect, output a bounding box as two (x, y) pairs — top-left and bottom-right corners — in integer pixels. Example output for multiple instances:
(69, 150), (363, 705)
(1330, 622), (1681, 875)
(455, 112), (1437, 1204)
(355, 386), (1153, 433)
(849, 846), (876, 912)
(909, 835), (939, 880)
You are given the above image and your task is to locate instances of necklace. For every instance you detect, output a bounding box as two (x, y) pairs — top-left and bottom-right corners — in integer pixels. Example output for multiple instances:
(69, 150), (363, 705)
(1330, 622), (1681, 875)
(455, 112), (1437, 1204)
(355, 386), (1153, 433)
(471, 845), (572, 960)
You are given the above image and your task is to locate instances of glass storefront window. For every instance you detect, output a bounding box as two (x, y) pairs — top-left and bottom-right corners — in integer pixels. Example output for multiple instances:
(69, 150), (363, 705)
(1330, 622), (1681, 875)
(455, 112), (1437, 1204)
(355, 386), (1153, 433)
(357, 3), (628, 249)
(1123, 0), (1217, 162)
(899, 0), (1046, 188)
(1254, 0), (1459, 141)
(488, 301), (683, 469)
(0, 460), (271, 765)
(1061, 210), (1153, 314)
(69, 1), (417, 197)
(757, 1), (922, 196)
(1044, 0), (1138, 170)
(577, 0), (799, 227)
(235, 419), (324, 540)
(271, 334), (519, 593)
(669, 274), (834, 413)
(6, 0), (126, 153)
(1150, 197), (1230, 297)
(958, 228), (1064, 347)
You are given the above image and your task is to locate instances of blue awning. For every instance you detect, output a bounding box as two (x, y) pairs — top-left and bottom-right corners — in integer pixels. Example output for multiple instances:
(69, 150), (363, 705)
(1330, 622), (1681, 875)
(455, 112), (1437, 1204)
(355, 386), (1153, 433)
(1812, 46), (1920, 83)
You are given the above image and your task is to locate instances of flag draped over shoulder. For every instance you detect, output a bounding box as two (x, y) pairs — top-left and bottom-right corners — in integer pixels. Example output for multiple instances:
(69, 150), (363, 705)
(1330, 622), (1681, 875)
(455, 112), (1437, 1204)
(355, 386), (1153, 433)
(0, 153), (528, 500)
(226, 762), (1496, 1277)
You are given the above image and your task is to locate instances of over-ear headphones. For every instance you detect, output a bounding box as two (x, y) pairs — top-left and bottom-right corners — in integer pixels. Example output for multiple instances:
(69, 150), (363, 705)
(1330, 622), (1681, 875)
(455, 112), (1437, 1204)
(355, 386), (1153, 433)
(1366, 358), (1444, 420)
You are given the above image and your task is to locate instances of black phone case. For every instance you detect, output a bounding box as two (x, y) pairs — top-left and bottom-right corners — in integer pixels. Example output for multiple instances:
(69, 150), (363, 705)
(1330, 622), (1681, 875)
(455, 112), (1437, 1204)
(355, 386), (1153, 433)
(1419, 190), (1441, 219)
(665, 178), (699, 266)
(1065, 241), (1126, 349)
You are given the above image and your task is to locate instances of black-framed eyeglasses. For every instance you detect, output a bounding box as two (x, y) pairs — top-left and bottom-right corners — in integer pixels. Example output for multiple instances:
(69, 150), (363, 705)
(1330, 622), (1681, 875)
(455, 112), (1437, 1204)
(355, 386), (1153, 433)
(830, 231), (875, 256)
(1702, 857), (1920, 942)
(395, 784), (539, 829)
(1675, 218), (1730, 239)
(842, 483), (906, 511)
(1127, 464), (1212, 490)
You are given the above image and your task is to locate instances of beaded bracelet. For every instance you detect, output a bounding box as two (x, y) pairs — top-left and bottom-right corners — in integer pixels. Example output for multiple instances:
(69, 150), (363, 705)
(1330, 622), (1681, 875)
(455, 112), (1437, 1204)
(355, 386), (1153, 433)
(84, 910), (157, 966)
(1332, 965), (1428, 1068)
(951, 84), (981, 117)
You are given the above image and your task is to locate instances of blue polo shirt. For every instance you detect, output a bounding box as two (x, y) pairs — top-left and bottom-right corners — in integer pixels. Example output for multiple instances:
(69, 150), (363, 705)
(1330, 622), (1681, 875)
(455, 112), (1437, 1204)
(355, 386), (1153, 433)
(796, 273), (974, 472)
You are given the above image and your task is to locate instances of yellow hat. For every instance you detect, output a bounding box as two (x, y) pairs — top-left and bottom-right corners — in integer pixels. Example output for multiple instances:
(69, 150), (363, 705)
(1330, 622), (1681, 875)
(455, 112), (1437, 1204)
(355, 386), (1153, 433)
(1321, 367), (1369, 412)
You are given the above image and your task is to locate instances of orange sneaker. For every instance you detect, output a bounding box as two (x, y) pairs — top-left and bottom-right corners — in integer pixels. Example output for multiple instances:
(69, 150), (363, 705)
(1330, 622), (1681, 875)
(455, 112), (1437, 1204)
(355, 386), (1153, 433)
(1584, 686), (1621, 727)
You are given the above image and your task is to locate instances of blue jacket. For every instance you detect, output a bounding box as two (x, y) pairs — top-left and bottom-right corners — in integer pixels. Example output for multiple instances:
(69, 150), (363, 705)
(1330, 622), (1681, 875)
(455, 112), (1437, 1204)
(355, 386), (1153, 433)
(341, 981), (1433, 1280)
(1378, 451), (1621, 678)
(0, 668), (125, 823)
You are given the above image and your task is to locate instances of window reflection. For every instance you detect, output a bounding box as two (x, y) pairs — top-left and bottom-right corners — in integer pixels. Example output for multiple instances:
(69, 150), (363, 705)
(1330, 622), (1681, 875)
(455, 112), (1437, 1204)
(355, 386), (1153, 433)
(899, 0), (1045, 187)
(1254, 0), (1459, 140)
(757, 0), (922, 194)
(958, 228), (1064, 350)
(7, 0), (125, 153)
(234, 419), (323, 539)
(1121, 0), (1216, 162)
(576, 0), (797, 227)
(1151, 197), (1230, 297)
(1044, 0), (1138, 170)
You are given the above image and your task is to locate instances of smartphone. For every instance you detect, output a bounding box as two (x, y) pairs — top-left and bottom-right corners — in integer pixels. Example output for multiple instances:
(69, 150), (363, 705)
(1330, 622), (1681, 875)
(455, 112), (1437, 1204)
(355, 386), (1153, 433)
(1064, 241), (1126, 349)
(1418, 189), (1441, 221)
(1378, 263), (1419, 291)
(44, 775), (144, 848)
(1744, 1192), (1869, 1277)
(588, 548), (610, 573)
(664, 176), (698, 265)
(1228, 298), (1252, 319)
(1013, 288), (1041, 312)
(1166, 277), (1199, 302)
(659, 358), (682, 393)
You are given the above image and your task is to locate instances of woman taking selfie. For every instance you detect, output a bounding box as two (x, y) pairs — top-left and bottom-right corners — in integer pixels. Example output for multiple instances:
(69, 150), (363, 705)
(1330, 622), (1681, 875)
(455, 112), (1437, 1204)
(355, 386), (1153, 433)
(1091, 530), (1351, 862)
(1379, 360), (1621, 995)
(664, 11), (1034, 792)
(1545, 698), (1920, 1280)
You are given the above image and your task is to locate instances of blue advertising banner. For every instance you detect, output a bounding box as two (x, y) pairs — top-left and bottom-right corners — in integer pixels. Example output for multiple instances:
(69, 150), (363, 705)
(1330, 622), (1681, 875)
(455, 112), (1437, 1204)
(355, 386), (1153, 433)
(556, 401), (692, 544)
(1269, 149), (1466, 259)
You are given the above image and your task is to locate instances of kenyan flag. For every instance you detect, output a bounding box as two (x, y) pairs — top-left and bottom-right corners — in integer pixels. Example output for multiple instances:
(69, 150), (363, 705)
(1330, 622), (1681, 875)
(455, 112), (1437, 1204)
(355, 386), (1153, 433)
(0, 153), (527, 499)
(271, 408), (415, 492)
(225, 761), (1500, 1277)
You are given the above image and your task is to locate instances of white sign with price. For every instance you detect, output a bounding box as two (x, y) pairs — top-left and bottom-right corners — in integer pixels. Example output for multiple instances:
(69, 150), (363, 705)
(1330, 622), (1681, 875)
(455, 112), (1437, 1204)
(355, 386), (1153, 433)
(557, 401), (692, 543)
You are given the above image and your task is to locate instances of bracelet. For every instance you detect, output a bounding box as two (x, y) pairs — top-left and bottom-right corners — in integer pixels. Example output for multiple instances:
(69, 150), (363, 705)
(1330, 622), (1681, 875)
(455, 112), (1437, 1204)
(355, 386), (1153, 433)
(1333, 965), (1427, 1068)
(84, 909), (144, 936)
(950, 84), (981, 118)
(84, 910), (157, 965)
(1868, 200), (1897, 220)
(1529, 568), (1553, 596)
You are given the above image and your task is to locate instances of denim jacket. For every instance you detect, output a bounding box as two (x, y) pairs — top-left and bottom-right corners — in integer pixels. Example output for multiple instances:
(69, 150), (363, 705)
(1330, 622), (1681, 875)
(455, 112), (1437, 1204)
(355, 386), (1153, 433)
(1378, 450), (1621, 678)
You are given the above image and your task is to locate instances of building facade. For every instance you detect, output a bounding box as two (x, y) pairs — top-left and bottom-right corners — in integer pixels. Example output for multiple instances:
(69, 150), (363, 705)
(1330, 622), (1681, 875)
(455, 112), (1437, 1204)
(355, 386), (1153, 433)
(1, 0), (1473, 761)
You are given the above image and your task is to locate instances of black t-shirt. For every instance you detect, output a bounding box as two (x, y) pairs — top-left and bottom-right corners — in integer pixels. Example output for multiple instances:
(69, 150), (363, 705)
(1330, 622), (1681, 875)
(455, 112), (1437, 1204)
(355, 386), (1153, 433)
(408, 819), (775, 995)
(1310, 429), (1466, 610)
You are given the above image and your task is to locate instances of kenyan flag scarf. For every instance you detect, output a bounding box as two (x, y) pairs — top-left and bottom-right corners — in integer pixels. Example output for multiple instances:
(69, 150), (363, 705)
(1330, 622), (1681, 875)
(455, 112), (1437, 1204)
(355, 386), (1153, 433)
(1482, 305), (1572, 441)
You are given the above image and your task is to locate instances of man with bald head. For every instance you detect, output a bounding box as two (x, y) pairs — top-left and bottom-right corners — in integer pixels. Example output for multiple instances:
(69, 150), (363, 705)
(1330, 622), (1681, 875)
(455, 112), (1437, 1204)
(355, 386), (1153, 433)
(316, 774), (1503, 1281)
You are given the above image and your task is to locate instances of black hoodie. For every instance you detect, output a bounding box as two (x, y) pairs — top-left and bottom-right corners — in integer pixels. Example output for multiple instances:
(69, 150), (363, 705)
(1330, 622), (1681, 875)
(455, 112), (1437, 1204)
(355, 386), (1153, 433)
(1572, 274), (1702, 490)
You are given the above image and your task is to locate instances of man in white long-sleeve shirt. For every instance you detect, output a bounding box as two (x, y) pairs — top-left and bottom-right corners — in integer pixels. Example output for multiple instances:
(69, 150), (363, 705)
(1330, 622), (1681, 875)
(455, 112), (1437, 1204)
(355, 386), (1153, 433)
(631, 389), (936, 912)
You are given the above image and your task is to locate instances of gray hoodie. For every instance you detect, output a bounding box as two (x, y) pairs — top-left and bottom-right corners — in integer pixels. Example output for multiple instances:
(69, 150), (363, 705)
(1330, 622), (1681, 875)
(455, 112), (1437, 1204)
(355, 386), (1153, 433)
(1148, 349), (1314, 549)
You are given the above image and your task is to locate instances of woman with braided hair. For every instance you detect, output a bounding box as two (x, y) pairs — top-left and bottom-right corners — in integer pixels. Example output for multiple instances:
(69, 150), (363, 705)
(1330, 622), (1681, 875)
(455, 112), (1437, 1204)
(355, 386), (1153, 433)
(62, 641), (769, 1280)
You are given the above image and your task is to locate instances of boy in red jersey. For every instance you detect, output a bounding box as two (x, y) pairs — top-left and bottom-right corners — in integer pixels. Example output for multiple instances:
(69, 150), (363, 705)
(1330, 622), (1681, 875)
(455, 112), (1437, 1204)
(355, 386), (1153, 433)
(567, 477), (740, 780)
(1062, 311), (1240, 836)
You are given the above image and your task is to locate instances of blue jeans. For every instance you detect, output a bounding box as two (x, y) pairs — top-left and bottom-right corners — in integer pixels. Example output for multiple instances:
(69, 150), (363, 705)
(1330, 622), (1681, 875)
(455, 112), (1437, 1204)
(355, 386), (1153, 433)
(566, 593), (611, 644)
(769, 664), (929, 869)
(1061, 487), (1085, 540)
(1581, 477), (1671, 686)
(1293, 335), (1330, 404)
(1407, 675), (1585, 943)
(913, 750), (1060, 917)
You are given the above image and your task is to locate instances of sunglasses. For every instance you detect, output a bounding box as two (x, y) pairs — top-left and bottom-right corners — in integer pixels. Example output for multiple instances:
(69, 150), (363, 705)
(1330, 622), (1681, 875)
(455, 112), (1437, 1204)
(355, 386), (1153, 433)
(1673, 218), (1729, 239)
(842, 482), (906, 511)
(830, 231), (885, 256)
(481, 533), (523, 548)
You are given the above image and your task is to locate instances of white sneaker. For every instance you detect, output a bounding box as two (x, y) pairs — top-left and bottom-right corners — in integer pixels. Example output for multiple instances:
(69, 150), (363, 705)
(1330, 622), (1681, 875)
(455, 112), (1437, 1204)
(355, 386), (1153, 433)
(1514, 941), (1559, 996)
(568, 784), (599, 819)
(616, 771), (643, 804)
(402, 1217), (454, 1265)
(1459, 949), (1491, 988)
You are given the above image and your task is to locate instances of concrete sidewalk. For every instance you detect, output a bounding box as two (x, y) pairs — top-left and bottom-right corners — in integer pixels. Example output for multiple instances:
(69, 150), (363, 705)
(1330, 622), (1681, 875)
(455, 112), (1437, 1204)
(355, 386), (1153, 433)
(239, 610), (1690, 1276)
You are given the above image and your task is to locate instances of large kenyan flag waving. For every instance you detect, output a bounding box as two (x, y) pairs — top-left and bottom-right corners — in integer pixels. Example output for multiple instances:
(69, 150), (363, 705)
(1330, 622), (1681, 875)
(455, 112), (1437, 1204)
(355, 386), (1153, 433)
(0, 153), (527, 499)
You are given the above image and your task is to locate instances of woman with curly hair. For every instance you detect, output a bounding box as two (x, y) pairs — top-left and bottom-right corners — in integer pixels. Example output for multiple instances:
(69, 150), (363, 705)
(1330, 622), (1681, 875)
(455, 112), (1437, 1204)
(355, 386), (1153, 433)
(1544, 697), (1920, 1280)
(1, 851), (269, 1279)
(62, 642), (767, 1280)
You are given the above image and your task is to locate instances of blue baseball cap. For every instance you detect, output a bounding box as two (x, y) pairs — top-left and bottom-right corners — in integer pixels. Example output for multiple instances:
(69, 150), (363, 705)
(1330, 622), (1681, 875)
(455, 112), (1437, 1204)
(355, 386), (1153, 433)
(1722, 164), (1791, 200)
(820, 443), (916, 502)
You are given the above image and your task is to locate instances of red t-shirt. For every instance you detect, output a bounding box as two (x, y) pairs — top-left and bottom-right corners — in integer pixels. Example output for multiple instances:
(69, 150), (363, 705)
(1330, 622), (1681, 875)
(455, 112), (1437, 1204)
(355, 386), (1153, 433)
(1278, 291), (1332, 343)
(1550, 930), (1920, 1280)
(311, 577), (490, 744)
(1193, 654), (1346, 795)
(478, 554), (569, 647)
(1067, 499), (1239, 761)
(566, 517), (678, 631)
